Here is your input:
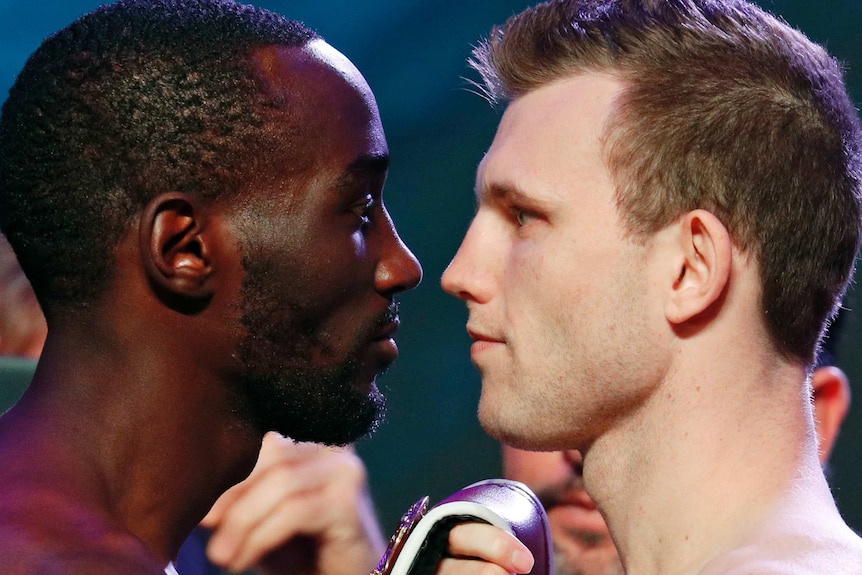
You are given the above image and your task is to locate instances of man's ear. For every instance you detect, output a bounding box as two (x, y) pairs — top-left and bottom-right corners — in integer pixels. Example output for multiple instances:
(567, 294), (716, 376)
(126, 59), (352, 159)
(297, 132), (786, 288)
(139, 192), (215, 302)
(812, 365), (851, 465)
(665, 209), (732, 325)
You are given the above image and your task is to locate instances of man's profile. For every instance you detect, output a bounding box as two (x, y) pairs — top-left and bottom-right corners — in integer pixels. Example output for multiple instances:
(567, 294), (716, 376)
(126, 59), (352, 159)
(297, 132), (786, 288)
(0, 0), (433, 572)
(443, 0), (862, 573)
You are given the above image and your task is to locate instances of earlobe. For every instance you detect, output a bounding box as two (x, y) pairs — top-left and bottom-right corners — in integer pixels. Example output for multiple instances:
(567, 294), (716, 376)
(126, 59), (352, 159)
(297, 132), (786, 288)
(139, 192), (215, 303)
(812, 366), (851, 464)
(665, 210), (732, 325)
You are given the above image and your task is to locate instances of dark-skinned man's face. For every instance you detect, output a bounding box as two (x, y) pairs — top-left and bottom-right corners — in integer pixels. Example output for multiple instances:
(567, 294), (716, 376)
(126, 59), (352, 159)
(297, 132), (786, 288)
(232, 40), (422, 445)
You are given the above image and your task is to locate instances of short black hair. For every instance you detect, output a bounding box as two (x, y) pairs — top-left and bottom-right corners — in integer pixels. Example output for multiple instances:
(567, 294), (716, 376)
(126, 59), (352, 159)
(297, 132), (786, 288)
(0, 0), (318, 313)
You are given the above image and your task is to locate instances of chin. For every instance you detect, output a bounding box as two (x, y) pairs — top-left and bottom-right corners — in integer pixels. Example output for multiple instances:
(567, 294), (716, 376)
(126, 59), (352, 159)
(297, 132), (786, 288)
(480, 414), (578, 452)
(239, 369), (387, 446)
(479, 414), (536, 450)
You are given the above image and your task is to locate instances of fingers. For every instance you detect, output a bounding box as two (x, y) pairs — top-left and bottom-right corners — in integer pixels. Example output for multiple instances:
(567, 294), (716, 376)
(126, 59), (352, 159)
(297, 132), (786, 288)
(210, 494), (320, 572)
(201, 432), (383, 574)
(437, 557), (524, 575)
(202, 433), (349, 528)
(445, 523), (534, 575)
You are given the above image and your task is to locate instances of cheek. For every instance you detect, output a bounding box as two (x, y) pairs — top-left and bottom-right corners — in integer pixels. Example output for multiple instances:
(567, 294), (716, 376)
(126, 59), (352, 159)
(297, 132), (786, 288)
(507, 240), (586, 328)
(510, 236), (541, 269)
(294, 239), (374, 301)
(305, 251), (379, 325)
(350, 229), (370, 258)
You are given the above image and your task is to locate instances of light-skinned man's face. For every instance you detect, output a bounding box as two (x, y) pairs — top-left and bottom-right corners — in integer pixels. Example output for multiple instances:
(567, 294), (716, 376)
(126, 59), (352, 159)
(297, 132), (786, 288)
(230, 40), (423, 444)
(442, 72), (668, 451)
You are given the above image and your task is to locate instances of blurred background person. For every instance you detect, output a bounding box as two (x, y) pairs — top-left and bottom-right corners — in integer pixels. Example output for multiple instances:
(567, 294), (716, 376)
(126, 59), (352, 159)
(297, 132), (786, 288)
(0, 232), (46, 358)
(0, 232), (46, 407)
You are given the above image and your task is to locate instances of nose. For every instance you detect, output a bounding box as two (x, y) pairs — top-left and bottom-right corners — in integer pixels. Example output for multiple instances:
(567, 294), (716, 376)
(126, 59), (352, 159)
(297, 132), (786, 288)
(562, 449), (584, 474)
(440, 217), (491, 304)
(375, 212), (423, 295)
(440, 251), (462, 298)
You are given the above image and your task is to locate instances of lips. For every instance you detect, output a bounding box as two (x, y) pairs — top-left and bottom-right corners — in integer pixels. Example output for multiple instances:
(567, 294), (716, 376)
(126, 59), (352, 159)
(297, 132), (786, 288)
(548, 503), (610, 537)
(374, 317), (400, 340)
(542, 486), (608, 536)
(466, 324), (505, 360)
(556, 488), (598, 511)
(366, 315), (400, 369)
(466, 324), (504, 343)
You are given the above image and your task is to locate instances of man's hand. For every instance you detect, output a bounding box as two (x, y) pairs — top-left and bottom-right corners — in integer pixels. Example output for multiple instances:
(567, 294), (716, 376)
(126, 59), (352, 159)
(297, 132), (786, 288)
(438, 523), (535, 575)
(200, 432), (386, 575)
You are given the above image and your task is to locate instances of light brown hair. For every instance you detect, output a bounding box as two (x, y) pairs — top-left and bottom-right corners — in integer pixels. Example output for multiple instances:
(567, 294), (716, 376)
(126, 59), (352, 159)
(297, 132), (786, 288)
(470, 0), (862, 363)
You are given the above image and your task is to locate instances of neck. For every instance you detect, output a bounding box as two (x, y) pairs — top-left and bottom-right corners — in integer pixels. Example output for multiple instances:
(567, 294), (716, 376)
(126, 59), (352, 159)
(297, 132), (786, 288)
(583, 349), (831, 575)
(6, 322), (261, 563)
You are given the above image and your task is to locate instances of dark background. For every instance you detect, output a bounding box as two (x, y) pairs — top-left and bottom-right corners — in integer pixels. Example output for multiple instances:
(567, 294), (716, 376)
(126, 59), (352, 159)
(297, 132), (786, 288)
(2, 0), (860, 537)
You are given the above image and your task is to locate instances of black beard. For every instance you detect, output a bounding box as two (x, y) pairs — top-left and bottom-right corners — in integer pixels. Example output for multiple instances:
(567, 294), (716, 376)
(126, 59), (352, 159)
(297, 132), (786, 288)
(236, 355), (386, 445)
(233, 255), (388, 445)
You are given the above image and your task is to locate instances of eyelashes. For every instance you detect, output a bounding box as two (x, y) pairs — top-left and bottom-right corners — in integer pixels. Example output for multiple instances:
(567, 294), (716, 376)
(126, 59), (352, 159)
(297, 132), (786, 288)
(351, 194), (376, 227)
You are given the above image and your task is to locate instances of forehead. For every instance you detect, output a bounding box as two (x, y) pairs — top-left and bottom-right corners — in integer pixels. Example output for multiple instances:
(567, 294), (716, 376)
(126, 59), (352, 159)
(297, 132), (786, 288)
(249, 39), (388, 163)
(251, 39), (378, 111)
(476, 72), (623, 206)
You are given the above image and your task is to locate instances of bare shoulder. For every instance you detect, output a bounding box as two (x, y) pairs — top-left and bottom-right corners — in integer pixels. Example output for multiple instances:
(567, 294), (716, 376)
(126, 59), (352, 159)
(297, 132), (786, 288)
(0, 426), (167, 574)
(0, 485), (165, 574)
(702, 525), (862, 575)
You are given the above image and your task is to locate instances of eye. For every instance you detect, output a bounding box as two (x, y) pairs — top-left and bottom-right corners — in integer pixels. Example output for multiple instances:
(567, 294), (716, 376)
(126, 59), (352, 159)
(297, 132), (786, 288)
(352, 194), (376, 226)
(515, 207), (538, 227)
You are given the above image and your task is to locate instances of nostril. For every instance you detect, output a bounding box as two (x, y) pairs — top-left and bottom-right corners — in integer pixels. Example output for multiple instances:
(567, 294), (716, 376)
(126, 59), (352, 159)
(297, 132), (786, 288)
(377, 243), (423, 294)
(562, 449), (584, 472)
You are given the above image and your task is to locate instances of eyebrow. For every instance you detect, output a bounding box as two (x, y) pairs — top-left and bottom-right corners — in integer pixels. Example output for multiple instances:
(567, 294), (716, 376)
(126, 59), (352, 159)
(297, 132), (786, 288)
(334, 153), (390, 195)
(476, 157), (517, 202)
(481, 180), (522, 201)
(346, 153), (390, 178)
(475, 177), (561, 221)
(477, 180), (535, 207)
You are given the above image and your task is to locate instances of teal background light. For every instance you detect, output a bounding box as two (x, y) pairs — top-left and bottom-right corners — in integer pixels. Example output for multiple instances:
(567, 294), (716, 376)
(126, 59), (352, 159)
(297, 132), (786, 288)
(1, 0), (860, 537)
